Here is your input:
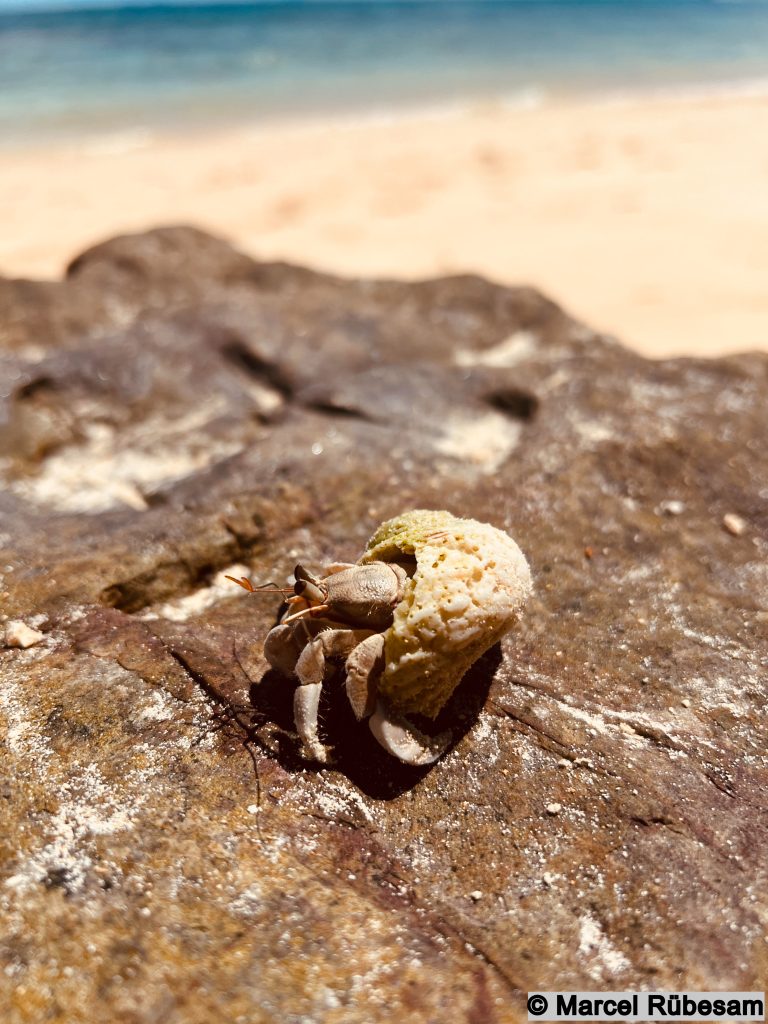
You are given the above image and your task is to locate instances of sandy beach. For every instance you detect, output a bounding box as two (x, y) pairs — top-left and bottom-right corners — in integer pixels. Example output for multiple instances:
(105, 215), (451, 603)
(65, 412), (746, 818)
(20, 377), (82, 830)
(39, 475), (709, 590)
(3, 90), (768, 359)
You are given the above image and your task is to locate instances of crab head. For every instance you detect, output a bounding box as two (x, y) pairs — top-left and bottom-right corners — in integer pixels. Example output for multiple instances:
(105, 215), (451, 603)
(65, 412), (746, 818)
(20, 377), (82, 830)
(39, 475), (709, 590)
(292, 561), (407, 629)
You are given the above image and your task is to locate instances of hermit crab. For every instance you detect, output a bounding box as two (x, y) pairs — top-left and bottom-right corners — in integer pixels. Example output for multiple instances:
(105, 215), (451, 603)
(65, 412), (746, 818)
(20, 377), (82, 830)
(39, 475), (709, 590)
(230, 509), (532, 765)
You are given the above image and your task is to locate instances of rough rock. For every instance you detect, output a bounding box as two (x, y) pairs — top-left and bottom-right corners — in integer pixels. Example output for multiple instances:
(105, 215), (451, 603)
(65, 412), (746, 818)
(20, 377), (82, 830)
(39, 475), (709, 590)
(1, 226), (767, 1023)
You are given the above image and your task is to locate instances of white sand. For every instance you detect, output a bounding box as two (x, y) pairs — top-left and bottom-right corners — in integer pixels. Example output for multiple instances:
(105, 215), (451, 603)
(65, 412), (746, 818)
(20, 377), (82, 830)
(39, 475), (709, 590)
(3, 91), (768, 358)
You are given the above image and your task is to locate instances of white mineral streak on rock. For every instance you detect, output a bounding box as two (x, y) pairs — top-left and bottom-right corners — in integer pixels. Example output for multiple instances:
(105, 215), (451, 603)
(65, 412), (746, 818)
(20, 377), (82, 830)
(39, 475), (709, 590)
(433, 413), (522, 473)
(135, 689), (176, 723)
(8, 402), (244, 513)
(363, 510), (532, 718)
(0, 670), (53, 760)
(578, 913), (630, 980)
(573, 419), (616, 446)
(1, 658), (209, 898)
(454, 330), (537, 368)
(139, 564), (250, 622)
(228, 882), (264, 918)
(319, 778), (377, 825)
(4, 764), (142, 895)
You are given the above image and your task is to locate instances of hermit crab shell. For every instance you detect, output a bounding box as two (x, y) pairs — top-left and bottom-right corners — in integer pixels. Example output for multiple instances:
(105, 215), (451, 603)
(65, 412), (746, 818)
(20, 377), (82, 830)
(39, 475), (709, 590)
(361, 509), (532, 718)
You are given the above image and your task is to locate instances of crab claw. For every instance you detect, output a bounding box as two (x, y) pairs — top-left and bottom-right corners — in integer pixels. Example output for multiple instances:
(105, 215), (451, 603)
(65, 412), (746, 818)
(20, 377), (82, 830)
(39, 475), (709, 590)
(368, 700), (451, 766)
(294, 682), (333, 764)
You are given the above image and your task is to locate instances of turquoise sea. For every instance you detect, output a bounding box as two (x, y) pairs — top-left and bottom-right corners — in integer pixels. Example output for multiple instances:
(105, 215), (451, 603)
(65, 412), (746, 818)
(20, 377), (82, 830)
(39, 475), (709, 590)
(2, 0), (768, 144)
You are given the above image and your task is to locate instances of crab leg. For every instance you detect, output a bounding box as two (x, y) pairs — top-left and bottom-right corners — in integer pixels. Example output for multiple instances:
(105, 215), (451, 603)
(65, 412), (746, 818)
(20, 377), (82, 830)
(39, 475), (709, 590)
(369, 701), (451, 766)
(344, 633), (385, 720)
(293, 627), (376, 762)
(294, 684), (325, 762)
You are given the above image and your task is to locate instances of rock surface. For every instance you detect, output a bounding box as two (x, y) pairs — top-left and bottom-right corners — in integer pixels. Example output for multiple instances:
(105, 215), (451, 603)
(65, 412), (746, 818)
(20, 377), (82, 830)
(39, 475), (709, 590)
(1, 226), (767, 1022)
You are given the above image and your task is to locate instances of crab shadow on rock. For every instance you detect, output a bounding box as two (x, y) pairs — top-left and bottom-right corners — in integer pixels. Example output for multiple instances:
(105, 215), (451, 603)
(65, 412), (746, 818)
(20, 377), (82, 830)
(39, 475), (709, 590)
(247, 644), (503, 800)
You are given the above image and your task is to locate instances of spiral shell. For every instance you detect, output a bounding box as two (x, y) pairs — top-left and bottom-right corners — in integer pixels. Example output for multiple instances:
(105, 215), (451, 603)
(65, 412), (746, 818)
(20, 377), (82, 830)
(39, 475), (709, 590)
(361, 509), (532, 718)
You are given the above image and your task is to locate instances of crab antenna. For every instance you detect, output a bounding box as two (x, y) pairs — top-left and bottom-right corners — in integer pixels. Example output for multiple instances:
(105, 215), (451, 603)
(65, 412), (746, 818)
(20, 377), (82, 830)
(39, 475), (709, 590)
(225, 576), (293, 595)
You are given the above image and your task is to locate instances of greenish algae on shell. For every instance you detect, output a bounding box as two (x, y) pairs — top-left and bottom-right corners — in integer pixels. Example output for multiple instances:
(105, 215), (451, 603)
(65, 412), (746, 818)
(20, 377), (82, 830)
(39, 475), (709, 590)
(361, 509), (532, 718)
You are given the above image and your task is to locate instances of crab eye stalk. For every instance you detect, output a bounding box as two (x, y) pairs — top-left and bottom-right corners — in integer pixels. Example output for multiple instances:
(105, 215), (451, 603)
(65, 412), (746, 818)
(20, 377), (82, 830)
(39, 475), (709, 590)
(293, 563), (328, 605)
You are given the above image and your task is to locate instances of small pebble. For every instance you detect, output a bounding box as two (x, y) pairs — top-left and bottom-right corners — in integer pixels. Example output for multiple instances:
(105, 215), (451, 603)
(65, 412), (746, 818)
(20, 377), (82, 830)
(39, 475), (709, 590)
(468, 890), (483, 902)
(660, 499), (685, 516)
(542, 872), (555, 888)
(557, 757), (570, 768)
(681, 698), (691, 708)
(546, 803), (562, 816)
(723, 513), (747, 537)
(246, 804), (259, 815)
(4, 620), (44, 649)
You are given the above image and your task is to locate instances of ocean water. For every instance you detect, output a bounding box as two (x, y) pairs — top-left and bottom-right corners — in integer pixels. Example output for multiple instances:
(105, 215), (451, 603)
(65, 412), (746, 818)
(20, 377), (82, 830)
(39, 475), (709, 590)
(2, 0), (768, 145)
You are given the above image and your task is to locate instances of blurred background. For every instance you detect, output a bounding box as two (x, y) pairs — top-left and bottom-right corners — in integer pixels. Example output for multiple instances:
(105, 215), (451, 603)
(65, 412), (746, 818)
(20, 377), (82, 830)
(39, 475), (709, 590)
(2, 0), (768, 356)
